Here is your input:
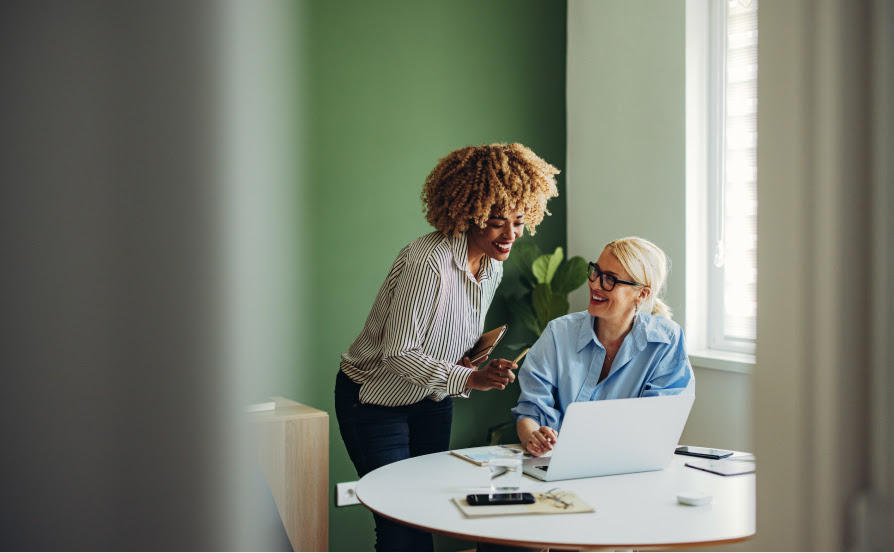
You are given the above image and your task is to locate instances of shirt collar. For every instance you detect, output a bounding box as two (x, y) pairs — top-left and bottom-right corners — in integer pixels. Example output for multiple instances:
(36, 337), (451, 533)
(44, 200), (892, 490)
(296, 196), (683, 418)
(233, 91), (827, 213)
(577, 315), (598, 353)
(576, 312), (672, 353)
(449, 231), (494, 281)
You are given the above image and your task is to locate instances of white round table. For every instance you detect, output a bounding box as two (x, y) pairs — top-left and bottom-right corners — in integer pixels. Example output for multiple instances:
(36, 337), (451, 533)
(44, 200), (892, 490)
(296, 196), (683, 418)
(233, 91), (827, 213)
(356, 447), (755, 550)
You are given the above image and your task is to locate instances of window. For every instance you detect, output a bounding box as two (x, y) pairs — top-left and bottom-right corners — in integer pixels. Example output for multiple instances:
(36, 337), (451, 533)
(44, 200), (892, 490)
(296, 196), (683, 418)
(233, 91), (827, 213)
(687, 0), (758, 356)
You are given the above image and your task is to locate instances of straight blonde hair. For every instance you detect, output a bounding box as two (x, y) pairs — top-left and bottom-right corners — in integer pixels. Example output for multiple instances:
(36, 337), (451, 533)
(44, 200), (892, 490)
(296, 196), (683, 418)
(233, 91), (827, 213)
(604, 237), (673, 319)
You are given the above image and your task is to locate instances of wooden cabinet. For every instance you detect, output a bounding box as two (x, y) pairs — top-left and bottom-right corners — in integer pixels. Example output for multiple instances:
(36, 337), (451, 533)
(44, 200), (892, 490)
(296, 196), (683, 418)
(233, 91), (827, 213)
(250, 397), (328, 551)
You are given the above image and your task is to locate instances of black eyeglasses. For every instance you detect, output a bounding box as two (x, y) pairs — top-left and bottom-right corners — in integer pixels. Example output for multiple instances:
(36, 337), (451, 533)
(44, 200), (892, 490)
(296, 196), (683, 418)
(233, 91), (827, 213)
(587, 262), (638, 291)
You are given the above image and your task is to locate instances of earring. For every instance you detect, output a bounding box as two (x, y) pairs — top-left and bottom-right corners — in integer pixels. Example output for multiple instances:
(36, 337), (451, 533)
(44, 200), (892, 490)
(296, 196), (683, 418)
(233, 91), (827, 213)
(634, 303), (639, 322)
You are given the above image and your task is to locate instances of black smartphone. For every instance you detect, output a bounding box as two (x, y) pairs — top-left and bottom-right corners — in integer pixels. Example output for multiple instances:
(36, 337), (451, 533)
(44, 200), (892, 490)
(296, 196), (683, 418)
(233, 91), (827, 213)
(466, 492), (536, 506)
(675, 445), (734, 460)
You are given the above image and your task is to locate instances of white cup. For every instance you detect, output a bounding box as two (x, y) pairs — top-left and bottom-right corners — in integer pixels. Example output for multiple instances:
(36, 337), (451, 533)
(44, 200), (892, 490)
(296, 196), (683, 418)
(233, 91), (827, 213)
(488, 446), (523, 493)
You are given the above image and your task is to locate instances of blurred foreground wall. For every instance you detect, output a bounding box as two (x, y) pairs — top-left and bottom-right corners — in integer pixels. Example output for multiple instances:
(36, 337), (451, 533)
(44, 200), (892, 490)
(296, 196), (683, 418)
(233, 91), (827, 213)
(0, 1), (224, 549)
(0, 1), (294, 549)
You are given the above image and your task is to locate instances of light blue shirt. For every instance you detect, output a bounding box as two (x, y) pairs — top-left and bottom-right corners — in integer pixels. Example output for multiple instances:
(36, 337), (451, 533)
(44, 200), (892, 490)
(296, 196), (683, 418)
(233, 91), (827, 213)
(511, 311), (694, 431)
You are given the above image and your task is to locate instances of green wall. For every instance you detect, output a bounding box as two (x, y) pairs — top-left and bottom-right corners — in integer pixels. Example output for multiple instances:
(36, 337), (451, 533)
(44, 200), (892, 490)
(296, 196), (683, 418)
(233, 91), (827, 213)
(292, 1), (567, 550)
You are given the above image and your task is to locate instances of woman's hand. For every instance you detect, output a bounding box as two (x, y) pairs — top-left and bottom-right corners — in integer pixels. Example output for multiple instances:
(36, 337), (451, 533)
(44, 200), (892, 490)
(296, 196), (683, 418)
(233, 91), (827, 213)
(465, 358), (517, 391)
(523, 426), (558, 457)
(458, 355), (487, 369)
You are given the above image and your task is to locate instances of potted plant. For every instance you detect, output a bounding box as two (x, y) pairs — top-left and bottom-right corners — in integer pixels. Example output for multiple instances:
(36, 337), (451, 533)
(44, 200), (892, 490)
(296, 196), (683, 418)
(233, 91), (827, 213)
(503, 241), (589, 341)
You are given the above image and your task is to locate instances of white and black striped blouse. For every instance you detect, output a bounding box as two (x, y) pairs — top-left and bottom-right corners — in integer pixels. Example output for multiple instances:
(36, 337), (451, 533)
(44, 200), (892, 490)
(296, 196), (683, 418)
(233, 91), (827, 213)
(340, 231), (503, 407)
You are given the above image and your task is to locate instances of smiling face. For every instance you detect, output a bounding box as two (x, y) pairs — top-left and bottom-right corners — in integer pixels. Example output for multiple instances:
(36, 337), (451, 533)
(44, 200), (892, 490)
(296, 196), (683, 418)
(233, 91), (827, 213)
(467, 207), (526, 262)
(587, 248), (649, 323)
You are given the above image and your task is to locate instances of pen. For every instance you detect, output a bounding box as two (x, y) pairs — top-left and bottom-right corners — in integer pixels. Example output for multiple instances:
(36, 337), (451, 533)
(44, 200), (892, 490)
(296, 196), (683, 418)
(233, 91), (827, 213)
(512, 348), (530, 365)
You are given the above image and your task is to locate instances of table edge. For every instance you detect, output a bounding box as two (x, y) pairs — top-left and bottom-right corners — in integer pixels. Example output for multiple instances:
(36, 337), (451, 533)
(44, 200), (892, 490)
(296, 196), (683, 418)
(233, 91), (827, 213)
(358, 496), (755, 550)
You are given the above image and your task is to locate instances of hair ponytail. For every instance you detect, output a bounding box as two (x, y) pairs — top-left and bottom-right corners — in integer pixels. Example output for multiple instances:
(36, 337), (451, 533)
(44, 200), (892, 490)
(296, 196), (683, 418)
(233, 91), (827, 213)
(651, 297), (673, 319)
(604, 237), (674, 320)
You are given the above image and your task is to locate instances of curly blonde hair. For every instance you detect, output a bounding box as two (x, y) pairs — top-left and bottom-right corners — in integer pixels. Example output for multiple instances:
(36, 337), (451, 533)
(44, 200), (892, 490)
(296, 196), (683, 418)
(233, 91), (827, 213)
(421, 143), (560, 236)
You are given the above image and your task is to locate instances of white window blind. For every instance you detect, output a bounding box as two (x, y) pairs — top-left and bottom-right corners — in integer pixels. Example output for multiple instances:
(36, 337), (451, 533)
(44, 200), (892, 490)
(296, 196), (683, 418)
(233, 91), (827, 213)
(708, 0), (758, 351)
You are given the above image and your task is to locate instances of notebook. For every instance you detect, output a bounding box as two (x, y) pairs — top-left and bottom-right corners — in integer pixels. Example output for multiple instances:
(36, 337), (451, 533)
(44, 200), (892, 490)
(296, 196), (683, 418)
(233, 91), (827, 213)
(468, 324), (508, 363)
(523, 394), (695, 481)
(685, 456), (755, 476)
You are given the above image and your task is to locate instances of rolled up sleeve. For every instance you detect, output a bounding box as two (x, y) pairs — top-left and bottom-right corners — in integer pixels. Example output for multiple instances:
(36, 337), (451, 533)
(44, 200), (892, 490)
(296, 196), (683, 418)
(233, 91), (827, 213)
(511, 327), (562, 429)
(642, 331), (695, 397)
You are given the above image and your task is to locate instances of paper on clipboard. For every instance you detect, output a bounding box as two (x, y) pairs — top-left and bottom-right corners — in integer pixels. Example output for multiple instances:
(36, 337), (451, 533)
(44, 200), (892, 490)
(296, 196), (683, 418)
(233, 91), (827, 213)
(448, 449), (490, 466)
(448, 445), (527, 466)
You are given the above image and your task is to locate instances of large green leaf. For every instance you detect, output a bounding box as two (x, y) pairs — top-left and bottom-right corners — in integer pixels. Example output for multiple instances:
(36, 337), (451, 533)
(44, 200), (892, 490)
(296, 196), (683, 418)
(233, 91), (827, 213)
(548, 293), (570, 325)
(531, 282), (570, 330)
(507, 297), (541, 336)
(552, 255), (589, 295)
(531, 284), (551, 329)
(531, 247), (563, 285)
(507, 239), (542, 289)
(501, 342), (531, 355)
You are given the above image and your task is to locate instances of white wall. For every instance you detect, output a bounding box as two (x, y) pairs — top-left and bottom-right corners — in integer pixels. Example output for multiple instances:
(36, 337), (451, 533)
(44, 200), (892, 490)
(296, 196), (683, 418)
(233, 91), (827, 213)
(567, 0), (686, 318)
(567, 0), (752, 454)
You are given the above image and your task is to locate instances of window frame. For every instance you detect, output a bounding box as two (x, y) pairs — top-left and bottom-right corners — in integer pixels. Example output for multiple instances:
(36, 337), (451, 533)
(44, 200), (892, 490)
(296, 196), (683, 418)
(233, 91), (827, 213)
(686, 0), (757, 357)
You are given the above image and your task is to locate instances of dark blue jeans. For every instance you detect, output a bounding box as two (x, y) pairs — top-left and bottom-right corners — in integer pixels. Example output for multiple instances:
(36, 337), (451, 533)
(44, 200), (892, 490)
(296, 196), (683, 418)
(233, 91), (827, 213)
(334, 370), (453, 552)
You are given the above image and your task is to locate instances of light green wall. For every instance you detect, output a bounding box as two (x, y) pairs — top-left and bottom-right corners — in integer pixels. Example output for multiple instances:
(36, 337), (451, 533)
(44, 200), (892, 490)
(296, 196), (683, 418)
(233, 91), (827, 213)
(293, 2), (567, 550)
(566, 0), (687, 322)
(565, 0), (753, 458)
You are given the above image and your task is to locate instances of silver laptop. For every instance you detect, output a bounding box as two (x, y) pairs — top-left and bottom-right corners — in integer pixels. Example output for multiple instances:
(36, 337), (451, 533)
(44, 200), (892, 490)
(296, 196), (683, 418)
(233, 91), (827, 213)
(522, 394), (695, 481)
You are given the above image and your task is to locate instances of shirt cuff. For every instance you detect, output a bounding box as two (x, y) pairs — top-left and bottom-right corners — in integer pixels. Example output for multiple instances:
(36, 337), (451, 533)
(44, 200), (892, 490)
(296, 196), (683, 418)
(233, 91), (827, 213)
(447, 365), (476, 396)
(511, 404), (546, 427)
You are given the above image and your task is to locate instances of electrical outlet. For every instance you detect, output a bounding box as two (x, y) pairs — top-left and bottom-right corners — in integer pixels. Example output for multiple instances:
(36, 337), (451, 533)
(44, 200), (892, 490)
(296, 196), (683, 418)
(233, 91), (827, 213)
(336, 481), (360, 506)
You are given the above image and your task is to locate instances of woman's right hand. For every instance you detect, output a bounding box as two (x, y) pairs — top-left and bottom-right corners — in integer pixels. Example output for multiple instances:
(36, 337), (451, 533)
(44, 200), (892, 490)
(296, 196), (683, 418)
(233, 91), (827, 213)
(465, 358), (517, 391)
(523, 426), (558, 457)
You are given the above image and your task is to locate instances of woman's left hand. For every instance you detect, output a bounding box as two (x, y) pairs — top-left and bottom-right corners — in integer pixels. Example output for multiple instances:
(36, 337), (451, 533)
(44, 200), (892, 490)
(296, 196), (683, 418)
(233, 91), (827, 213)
(524, 426), (557, 456)
(458, 355), (487, 369)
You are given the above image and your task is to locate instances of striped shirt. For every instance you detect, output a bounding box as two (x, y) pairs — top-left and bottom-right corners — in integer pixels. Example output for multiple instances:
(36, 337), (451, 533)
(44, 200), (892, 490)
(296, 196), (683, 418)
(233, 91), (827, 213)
(341, 231), (503, 407)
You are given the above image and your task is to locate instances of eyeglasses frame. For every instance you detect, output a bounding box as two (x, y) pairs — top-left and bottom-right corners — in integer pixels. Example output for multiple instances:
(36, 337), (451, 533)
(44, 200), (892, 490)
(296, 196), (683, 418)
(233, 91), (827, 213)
(541, 488), (574, 510)
(587, 262), (638, 291)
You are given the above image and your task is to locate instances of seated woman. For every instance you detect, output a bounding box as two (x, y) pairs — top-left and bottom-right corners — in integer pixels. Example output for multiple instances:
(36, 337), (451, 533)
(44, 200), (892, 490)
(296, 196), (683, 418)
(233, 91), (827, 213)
(512, 237), (694, 456)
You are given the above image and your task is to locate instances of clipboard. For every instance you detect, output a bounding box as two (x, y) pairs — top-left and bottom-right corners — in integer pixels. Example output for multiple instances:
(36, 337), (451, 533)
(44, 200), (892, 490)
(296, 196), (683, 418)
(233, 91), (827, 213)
(448, 444), (526, 466)
(468, 324), (508, 364)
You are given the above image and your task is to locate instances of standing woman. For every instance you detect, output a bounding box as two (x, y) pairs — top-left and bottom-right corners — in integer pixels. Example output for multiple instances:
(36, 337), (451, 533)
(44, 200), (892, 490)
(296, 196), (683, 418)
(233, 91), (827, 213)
(336, 143), (559, 551)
